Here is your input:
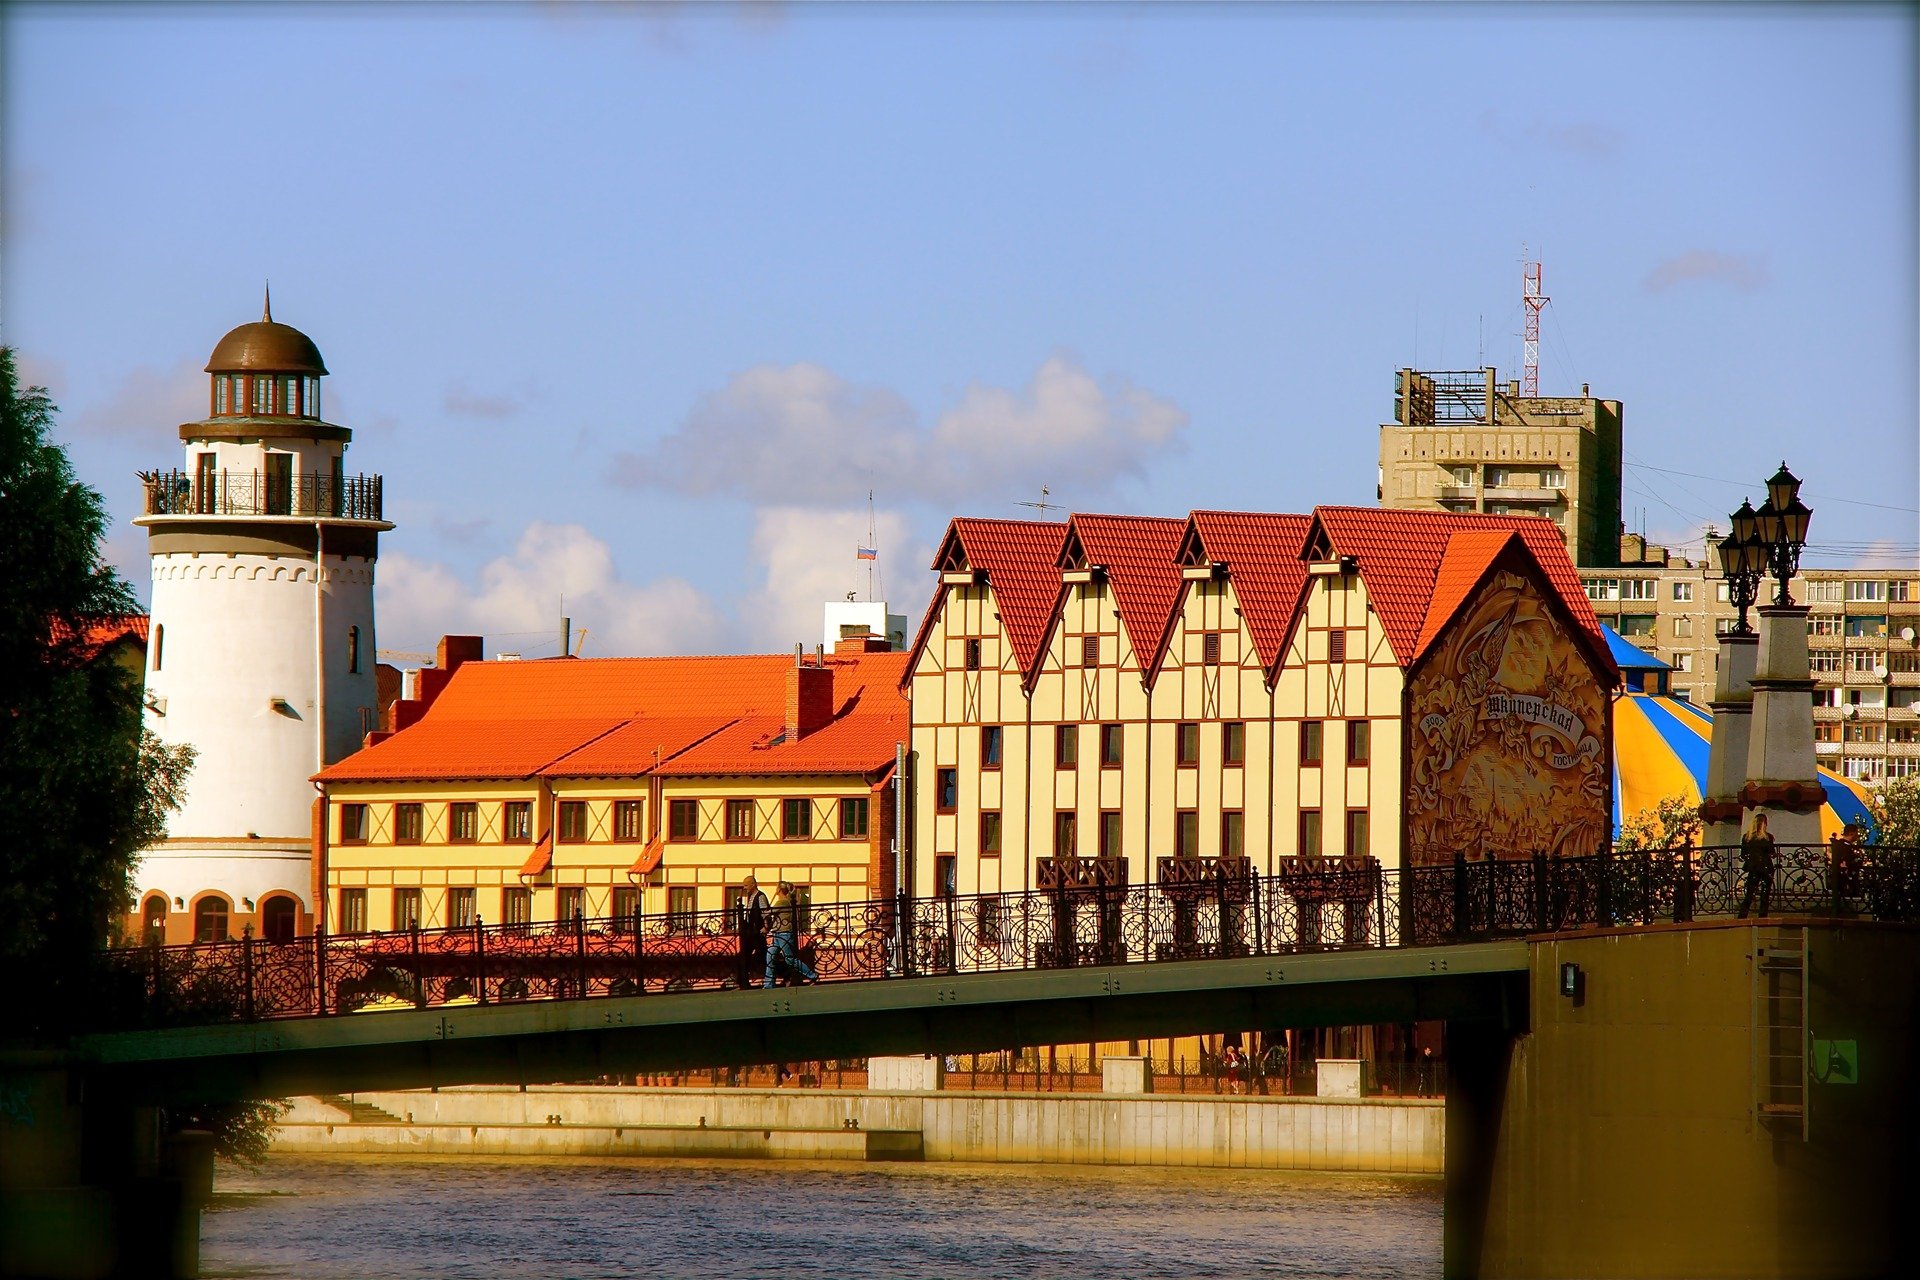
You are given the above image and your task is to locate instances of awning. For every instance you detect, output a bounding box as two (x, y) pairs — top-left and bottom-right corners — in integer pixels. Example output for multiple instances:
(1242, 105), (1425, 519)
(518, 832), (553, 878)
(628, 834), (664, 877)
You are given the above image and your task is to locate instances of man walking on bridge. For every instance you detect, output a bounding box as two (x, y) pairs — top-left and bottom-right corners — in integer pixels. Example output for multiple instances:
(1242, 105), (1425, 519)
(735, 876), (770, 990)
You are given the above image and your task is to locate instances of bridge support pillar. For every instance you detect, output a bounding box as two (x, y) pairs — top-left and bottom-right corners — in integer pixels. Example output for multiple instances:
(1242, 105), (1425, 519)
(0, 1054), (199, 1280)
(1451, 921), (1918, 1280)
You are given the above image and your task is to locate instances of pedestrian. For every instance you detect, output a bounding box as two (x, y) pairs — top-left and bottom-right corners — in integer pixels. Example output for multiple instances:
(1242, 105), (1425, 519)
(1222, 1044), (1246, 1095)
(734, 875), (770, 990)
(764, 880), (819, 988)
(1738, 811), (1776, 919)
(1827, 823), (1864, 911)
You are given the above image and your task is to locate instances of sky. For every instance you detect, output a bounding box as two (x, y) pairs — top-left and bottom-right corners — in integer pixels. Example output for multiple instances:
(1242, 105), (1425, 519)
(5, 2), (1916, 661)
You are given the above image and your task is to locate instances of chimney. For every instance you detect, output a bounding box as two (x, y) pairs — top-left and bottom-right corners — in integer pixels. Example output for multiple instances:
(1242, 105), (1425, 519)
(437, 634), (483, 675)
(787, 657), (835, 741)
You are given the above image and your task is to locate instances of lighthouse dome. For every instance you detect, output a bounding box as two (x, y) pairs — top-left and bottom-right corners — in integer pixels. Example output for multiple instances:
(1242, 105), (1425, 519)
(204, 292), (328, 375)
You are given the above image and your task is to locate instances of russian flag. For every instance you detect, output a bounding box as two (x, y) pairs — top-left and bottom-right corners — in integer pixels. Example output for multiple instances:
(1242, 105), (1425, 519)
(856, 546), (878, 561)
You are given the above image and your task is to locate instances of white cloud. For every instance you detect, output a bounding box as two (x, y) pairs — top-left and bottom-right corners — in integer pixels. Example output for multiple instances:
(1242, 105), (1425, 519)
(1644, 251), (1769, 294)
(737, 507), (932, 651)
(612, 353), (1188, 508)
(57, 356), (206, 439)
(377, 522), (725, 659)
(443, 384), (525, 420)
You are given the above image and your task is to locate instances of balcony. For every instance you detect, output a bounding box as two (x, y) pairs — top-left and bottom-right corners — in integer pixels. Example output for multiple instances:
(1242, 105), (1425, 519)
(1480, 486), (1561, 504)
(139, 468), (384, 522)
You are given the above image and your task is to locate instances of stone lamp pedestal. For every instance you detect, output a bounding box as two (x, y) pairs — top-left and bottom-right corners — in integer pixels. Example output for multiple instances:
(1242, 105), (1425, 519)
(1741, 604), (1824, 847)
(1701, 632), (1759, 849)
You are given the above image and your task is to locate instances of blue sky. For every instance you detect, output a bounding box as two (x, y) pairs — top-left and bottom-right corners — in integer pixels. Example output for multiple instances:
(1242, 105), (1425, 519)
(6, 2), (1915, 658)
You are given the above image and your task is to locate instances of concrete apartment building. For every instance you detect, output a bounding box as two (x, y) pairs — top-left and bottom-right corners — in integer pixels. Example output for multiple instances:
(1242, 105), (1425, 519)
(1377, 367), (1623, 568)
(1579, 546), (1920, 786)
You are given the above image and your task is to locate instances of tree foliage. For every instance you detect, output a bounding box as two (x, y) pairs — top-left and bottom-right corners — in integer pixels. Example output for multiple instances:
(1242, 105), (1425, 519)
(1866, 776), (1920, 849)
(1614, 794), (1702, 851)
(1, 346), (193, 1034)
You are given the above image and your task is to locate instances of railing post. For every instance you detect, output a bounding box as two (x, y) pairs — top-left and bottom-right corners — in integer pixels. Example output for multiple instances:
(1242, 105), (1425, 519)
(1531, 851), (1548, 932)
(474, 916), (488, 1004)
(1252, 872), (1266, 956)
(1451, 850), (1470, 939)
(1373, 866), (1388, 948)
(1677, 846), (1695, 923)
(630, 908), (645, 995)
(242, 925), (256, 1022)
(315, 924), (329, 1016)
(410, 923), (425, 1009)
(574, 909), (588, 998)
(1597, 850), (1614, 926)
(897, 889), (913, 978)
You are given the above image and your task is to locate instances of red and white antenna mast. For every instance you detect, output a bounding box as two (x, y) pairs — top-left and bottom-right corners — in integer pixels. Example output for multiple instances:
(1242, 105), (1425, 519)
(1521, 251), (1548, 397)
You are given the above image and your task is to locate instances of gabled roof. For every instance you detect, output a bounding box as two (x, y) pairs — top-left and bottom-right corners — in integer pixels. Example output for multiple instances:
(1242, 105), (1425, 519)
(48, 612), (150, 661)
(907, 518), (1067, 682)
(318, 652), (908, 784)
(1178, 511), (1313, 676)
(1412, 530), (1520, 660)
(1307, 507), (1607, 667)
(1056, 513), (1187, 666)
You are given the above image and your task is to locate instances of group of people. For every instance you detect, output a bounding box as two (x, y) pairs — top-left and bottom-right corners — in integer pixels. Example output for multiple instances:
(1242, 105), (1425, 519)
(732, 875), (818, 989)
(1738, 810), (1870, 919)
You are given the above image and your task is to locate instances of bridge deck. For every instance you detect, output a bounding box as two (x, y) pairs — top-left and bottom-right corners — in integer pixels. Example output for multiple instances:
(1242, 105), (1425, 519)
(81, 940), (1527, 1103)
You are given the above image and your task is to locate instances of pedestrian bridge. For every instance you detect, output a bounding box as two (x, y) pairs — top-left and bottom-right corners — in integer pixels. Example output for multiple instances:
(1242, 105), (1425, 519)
(79, 842), (1911, 1104)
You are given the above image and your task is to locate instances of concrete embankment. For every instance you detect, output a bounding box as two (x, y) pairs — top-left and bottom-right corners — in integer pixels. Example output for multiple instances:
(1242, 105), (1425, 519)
(274, 1083), (1442, 1174)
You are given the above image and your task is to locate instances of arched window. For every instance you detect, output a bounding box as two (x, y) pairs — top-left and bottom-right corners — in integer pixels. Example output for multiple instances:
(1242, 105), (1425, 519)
(347, 625), (361, 674)
(152, 624), (164, 673)
(142, 894), (168, 944)
(260, 895), (298, 944)
(193, 895), (230, 943)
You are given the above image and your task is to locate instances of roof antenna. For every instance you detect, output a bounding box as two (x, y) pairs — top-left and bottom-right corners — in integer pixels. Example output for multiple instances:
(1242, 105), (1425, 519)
(263, 281), (273, 323)
(1015, 485), (1064, 518)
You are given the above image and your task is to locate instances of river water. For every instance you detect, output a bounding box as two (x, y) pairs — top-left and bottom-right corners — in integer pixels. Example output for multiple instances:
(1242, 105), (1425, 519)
(205, 1156), (1441, 1279)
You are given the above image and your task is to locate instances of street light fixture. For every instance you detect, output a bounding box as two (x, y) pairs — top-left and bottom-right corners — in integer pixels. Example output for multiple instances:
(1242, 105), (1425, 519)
(1720, 466), (1812, 618)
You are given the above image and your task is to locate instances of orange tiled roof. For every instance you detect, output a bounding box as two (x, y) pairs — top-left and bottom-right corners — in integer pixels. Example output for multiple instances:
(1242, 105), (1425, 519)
(1413, 530), (1522, 659)
(318, 651), (909, 784)
(1061, 514), (1188, 667)
(1183, 511), (1314, 676)
(1308, 507), (1610, 669)
(48, 613), (150, 660)
(910, 518), (1067, 682)
(518, 832), (553, 878)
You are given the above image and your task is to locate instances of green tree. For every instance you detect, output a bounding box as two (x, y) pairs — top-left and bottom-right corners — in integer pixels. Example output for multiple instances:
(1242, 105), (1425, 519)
(1866, 776), (1920, 848)
(1, 346), (193, 1035)
(1614, 794), (1702, 851)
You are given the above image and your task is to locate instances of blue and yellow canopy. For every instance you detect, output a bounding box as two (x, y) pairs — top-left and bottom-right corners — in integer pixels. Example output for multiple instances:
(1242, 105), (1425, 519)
(1613, 690), (1877, 840)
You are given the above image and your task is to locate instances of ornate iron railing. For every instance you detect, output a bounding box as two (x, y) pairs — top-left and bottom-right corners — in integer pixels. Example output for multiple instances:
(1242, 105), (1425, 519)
(139, 468), (384, 520)
(96, 844), (1919, 1030)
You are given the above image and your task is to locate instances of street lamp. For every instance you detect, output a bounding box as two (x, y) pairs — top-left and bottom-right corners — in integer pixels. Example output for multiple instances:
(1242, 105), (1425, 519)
(1760, 462), (1813, 606)
(1717, 499), (1766, 636)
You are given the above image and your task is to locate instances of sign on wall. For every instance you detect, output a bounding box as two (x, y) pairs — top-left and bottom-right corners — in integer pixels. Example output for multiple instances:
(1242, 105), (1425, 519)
(1405, 568), (1611, 865)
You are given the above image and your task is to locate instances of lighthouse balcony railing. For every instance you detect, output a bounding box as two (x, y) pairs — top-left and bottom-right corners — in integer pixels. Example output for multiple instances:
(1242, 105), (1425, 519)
(139, 469), (384, 521)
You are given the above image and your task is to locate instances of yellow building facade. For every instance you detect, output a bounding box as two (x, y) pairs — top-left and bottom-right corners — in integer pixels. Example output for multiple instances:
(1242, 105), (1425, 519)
(905, 508), (1615, 900)
(316, 644), (906, 935)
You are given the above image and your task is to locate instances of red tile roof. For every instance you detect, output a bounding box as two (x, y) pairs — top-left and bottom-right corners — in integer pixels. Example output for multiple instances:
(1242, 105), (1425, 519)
(1061, 514), (1188, 666)
(1308, 507), (1609, 669)
(1413, 530), (1521, 659)
(318, 652), (909, 784)
(48, 613), (150, 661)
(1183, 511), (1313, 677)
(909, 518), (1067, 682)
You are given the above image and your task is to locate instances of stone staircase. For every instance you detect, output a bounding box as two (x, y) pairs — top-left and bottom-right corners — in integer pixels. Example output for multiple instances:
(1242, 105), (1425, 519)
(314, 1093), (404, 1124)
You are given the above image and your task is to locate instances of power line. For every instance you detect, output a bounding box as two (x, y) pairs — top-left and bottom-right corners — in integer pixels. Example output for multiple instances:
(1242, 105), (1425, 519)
(1624, 461), (1919, 514)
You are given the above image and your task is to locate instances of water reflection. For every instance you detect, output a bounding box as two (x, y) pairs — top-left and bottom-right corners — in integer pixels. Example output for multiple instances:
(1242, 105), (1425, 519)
(207, 1156), (1440, 1280)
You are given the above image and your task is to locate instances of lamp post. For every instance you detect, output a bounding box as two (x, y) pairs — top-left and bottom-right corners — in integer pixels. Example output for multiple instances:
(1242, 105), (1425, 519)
(1739, 460), (1824, 848)
(1716, 499), (1766, 636)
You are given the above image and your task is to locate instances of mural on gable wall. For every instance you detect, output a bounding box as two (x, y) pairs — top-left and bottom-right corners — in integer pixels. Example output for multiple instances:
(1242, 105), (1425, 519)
(1405, 568), (1612, 864)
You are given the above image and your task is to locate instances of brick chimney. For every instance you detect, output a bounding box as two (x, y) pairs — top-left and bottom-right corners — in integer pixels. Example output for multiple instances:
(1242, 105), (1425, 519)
(787, 647), (835, 740)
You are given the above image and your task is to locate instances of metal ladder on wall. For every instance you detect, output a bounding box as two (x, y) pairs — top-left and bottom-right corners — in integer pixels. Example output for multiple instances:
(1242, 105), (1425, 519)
(1752, 925), (1809, 1141)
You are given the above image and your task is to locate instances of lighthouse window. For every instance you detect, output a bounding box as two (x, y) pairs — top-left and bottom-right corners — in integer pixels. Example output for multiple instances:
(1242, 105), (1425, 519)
(251, 377), (272, 414)
(214, 378), (229, 414)
(284, 377), (300, 415)
(305, 377), (321, 418)
(347, 626), (361, 674)
(152, 624), (164, 672)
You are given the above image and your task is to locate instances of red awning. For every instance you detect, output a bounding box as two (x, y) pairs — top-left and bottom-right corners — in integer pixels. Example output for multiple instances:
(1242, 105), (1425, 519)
(628, 834), (664, 877)
(518, 832), (553, 878)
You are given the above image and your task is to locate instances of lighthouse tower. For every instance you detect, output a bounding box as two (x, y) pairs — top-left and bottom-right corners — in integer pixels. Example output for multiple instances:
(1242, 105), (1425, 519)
(132, 295), (390, 944)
